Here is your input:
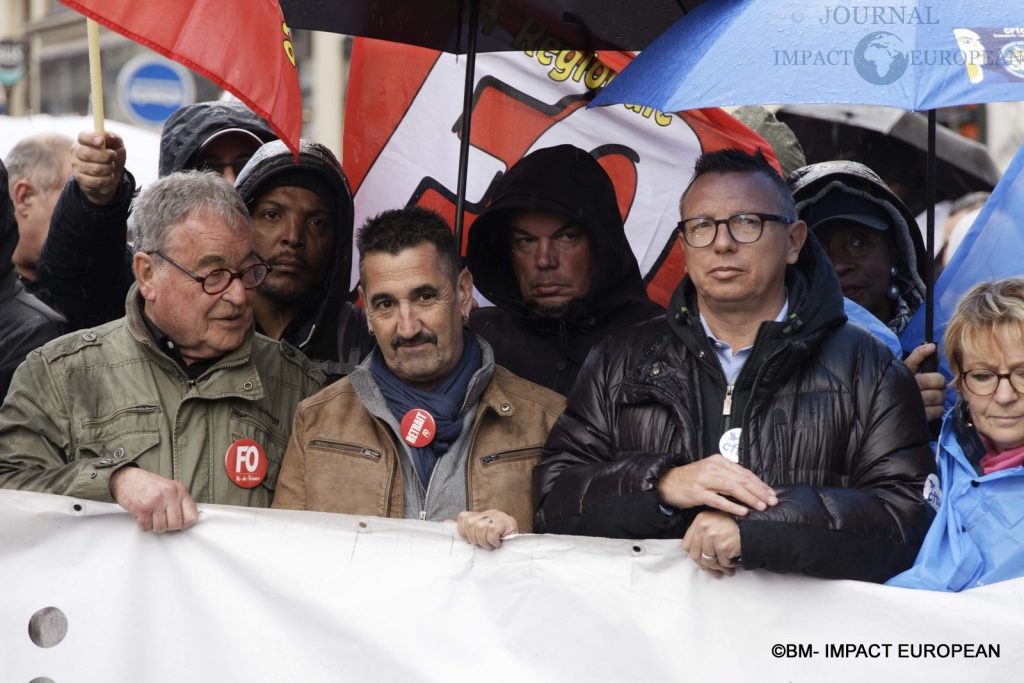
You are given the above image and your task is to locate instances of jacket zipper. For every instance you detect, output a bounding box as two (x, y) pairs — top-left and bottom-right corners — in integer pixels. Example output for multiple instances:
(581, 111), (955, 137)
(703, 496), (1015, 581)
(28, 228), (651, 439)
(480, 447), (542, 466)
(736, 333), (785, 466)
(307, 439), (382, 460)
(419, 466), (436, 521)
(722, 383), (735, 420)
(82, 404), (159, 428)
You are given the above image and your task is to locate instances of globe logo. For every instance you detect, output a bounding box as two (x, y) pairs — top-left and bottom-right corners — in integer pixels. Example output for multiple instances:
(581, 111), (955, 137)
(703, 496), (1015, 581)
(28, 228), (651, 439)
(854, 31), (909, 85)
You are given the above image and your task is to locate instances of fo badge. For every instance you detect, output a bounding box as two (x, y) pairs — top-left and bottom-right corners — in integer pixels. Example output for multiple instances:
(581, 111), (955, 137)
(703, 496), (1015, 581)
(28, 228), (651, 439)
(225, 438), (268, 488)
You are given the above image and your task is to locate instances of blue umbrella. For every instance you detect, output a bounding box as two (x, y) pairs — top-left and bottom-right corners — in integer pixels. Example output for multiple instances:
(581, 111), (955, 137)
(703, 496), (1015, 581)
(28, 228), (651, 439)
(591, 2), (1024, 112)
(591, 0), (1024, 346)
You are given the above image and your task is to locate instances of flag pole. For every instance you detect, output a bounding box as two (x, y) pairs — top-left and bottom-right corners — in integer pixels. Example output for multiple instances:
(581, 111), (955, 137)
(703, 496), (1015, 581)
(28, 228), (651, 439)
(86, 18), (105, 134)
(453, 0), (479, 255)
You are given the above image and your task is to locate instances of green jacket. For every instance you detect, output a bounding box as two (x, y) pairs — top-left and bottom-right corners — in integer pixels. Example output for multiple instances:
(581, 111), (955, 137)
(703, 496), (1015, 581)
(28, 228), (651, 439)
(0, 284), (324, 507)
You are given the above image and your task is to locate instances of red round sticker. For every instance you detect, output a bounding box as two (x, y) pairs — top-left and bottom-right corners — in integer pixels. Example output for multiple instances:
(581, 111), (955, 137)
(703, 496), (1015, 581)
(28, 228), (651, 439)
(400, 408), (436, 448)
(224, 438), (268, 488)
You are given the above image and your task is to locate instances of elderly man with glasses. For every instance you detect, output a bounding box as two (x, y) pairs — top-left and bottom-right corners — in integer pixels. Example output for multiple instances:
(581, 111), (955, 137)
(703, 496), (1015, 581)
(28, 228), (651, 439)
(535, 149), (936, 583)
(0, 171), (323, 532)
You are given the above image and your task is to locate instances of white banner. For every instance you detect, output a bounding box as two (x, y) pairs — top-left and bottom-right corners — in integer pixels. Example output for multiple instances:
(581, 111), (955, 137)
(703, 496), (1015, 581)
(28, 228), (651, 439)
(0, 490), (1020, 682)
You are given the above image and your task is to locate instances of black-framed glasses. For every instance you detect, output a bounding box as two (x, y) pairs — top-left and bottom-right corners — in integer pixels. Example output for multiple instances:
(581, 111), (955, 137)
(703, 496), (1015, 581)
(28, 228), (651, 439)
(676, 212), (794, 248)
(151, 251), (270, 295)
(960, 368), (1024, 396)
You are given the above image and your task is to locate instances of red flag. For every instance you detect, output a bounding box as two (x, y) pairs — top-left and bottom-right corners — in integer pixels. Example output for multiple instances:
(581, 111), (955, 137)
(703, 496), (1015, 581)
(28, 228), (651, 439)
(344, 40), (775, 307)
(60, 0), (301, 157)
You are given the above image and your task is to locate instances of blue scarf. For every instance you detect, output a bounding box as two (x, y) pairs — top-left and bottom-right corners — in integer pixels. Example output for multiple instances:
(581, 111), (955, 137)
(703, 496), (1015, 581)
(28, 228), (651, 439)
(371, 329), (482, 489)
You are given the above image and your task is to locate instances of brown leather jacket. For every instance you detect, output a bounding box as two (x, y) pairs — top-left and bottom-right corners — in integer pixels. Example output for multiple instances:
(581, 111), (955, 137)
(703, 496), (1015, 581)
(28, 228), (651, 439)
(273, 364), (565, 531)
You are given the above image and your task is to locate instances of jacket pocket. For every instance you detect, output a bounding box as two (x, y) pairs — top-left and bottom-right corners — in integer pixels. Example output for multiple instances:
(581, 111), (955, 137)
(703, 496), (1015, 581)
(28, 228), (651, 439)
(308, 439), (383, 461)
(472, 446), (543, 532)
(301, 439), (394, 516)
(230, 408), (290, 492)
(77, 403), (162, 467)
(80, 404), (160, 436)
(77, 431), (162, 469)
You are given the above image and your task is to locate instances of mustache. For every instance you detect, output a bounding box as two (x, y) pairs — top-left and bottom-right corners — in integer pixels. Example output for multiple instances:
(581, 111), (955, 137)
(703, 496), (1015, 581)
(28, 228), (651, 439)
(391, 332), (438, 349)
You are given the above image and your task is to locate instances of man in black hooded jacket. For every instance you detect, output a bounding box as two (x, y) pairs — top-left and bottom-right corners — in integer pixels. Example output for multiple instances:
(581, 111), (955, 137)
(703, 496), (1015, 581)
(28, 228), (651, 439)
(36, 100), (276, 331)
(467, 145), (662, 396)
(234, 140), (373, 380)
(535, 149), (935, 583)
(33, 103), (371, 381)
(0, 159), (66, 397)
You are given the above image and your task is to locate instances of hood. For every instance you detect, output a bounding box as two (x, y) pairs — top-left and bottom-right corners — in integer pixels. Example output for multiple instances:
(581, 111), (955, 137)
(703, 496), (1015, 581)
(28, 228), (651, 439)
(466, 144), (655, 321)
(158, 101), (276, 177)
(234, 139), (355, 352)
(787, 160), (927, 335)
(1, 159), (17, 284)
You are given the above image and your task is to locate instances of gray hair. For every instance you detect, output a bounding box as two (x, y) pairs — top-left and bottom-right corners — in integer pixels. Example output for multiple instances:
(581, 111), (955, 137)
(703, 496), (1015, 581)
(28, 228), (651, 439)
(131, 170), (251, 254)
(4, 132), (73, 194)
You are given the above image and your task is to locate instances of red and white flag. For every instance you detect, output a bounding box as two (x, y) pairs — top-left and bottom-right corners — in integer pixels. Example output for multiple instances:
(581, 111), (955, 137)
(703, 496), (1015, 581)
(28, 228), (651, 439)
(60, 0), (301, 156)
(344, 40), (776, 306)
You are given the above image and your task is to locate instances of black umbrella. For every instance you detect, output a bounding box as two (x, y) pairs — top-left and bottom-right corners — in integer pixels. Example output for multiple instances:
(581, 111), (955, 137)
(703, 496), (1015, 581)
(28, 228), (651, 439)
(280, 1), (694, 54)
(776, 104), (1000, 217)
(279, 0), (698, 243)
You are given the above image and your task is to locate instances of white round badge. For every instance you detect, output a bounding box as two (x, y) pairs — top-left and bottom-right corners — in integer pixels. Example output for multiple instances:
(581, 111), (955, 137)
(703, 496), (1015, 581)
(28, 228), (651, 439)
(718, 428), (742, 463)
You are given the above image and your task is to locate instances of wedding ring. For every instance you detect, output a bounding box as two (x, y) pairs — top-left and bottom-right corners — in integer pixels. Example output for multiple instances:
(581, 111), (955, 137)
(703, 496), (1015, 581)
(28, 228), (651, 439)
(700, 552), (716, 563)
(482, 515), (494, 525)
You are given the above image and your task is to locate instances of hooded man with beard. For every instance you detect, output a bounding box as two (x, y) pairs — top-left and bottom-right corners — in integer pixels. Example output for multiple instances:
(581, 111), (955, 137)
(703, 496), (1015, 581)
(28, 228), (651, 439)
(466, 145), (663, 396)
(234, 140), (374, 381)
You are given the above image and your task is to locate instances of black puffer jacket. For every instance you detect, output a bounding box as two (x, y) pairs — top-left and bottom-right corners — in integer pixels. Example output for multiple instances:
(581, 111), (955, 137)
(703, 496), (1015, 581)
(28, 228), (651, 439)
(0, 161), (66, 397)
(36, 101), (276, 330)
(535, 235), (936, 582)
(234, 140), (375, 380)
(466, 145), (662, 395)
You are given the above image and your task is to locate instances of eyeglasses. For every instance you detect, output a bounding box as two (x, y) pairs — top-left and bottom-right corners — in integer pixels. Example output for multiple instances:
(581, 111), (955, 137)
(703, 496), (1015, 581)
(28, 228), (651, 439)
(960, 367), (1024, 396)
(676, 212), (794, 248)
(151, 251), (271, 295)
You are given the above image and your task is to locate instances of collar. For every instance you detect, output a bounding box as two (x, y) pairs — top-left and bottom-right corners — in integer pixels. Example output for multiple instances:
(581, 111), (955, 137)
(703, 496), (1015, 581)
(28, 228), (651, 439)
(698, 290), (790, 353)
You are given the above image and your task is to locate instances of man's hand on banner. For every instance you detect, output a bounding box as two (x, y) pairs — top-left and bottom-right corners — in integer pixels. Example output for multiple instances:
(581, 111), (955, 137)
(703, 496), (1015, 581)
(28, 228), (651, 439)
(109, 466), (199, 533)
(682, 511), (742, 578)
(455, 509), (518, 550)
(71, 131), (126, 207)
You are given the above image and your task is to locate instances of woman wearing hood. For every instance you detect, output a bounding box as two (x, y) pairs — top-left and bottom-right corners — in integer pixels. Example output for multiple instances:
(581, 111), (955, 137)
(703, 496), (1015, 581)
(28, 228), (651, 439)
(788, 161), (945, 421)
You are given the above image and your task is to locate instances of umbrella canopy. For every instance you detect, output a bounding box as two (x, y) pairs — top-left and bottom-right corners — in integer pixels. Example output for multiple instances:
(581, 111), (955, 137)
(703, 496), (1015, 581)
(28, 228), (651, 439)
(776, 104), (1001, 215)
(590, 0), (1024, 347)
(280, 0), (697, 53)
(591, 1), (1024, 112)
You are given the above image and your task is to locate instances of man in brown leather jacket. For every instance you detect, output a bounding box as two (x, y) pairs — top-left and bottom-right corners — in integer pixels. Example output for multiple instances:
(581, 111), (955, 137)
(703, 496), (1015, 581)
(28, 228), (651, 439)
(273, 207), (564, 549)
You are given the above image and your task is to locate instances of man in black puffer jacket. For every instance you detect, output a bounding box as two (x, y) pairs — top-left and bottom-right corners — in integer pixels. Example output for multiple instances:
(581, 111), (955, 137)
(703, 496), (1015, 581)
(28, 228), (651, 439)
(0, 159), (65, 397)
(535, 149), (935, 583)
(467, 145), (663, 396)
